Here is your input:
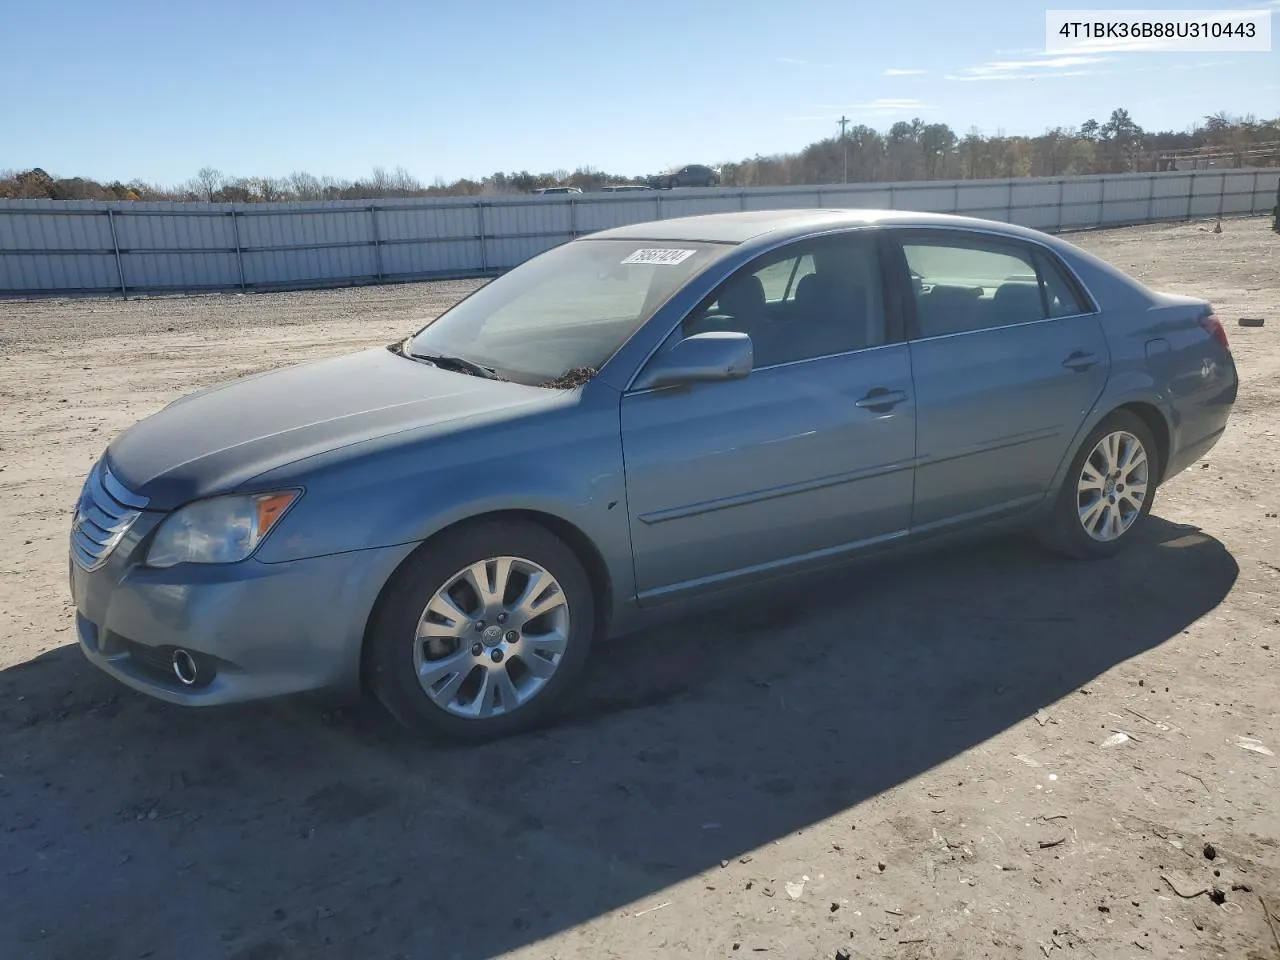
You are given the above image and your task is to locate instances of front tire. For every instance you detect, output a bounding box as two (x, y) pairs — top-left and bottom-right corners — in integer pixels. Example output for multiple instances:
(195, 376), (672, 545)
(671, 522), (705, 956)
(1042, 410), (1158, 559)
(366, 519), (595, 742)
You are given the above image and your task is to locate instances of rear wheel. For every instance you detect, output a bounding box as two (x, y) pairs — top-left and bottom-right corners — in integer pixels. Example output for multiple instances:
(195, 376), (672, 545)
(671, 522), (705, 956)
(1042, 410), (1158, 559)
(366, 519), (595, 742)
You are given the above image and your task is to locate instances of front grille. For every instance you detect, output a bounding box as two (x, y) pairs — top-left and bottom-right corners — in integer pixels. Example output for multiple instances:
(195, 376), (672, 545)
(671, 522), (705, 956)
(122, 639), (174, 676)
(70, 460), (148, 571)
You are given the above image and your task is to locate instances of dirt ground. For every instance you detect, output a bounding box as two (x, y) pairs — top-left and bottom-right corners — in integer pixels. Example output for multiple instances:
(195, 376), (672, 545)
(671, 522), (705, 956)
(1, 217), (1277, 960)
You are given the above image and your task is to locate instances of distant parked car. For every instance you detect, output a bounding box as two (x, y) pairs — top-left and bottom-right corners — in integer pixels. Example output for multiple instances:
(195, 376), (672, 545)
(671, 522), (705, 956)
(651, 164), (720, 189)
(70, 210), (1237, 743)
(534, 186), (583, 195)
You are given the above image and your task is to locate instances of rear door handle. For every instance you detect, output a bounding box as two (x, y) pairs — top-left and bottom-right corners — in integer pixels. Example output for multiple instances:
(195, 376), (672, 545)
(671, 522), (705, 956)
(855, 388), (908, 410)
(1063, 351), (1101, 371)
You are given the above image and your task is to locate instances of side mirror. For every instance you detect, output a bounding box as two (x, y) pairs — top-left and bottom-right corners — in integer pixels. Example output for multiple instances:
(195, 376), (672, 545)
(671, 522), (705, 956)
(631, 331), (753, 391)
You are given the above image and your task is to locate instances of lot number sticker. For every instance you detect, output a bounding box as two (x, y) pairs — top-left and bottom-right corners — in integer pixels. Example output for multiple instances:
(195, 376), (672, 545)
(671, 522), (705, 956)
(622, 248), (697, 266)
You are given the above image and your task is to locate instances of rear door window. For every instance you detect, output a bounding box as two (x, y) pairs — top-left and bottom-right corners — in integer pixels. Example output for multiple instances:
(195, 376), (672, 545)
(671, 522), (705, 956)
(1034, 250), (1089, 317)
(901, 235), (1050, 338)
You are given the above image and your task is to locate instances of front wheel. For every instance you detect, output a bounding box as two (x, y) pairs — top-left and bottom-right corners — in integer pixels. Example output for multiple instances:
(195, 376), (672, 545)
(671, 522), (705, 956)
(366, 519), (595, 742)
(1041, 410), (1159, 559)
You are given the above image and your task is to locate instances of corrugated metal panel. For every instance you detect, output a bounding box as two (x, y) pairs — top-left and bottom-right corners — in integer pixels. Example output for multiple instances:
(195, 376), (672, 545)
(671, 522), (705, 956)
(242, 244), (377, 287)
(1152, 173), (1192, 198)
(1100, 175), (1149, 225)
(838, 188), (893, 208)
(379, 204), (478, 243)
(819, 187), (884, 208)
(122, 252), (239, 289)
(115, 211), (233, 251)
(485, 235), (564, 271)
(0, 252), (118, 292)
(892, 185), (954, 212)
(381, 239), (482, 277)
(1255, 171), (1280, 209)
(485, 201), (571, 242)
(678, 195), (746, 214)
(0, 207), (113, 251)
(2, 171), (1274, 295)
(956, 182), (1012, 211)
(237, 207), (369, 249)
(575, 198), (661, 233)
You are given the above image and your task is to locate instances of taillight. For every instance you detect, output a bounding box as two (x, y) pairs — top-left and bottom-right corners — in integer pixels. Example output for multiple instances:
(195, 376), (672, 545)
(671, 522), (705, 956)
(1200, 311), (1230, 353)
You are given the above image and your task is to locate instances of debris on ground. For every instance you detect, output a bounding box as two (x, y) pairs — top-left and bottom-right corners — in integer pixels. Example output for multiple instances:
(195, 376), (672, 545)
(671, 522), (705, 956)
(1203, 842), (1217, 861)
(633, 900), (672, 917)
(1236, 737), (1274, 757)
(1238, 317), (1265, 327)
(1160, 873), (1228, 903)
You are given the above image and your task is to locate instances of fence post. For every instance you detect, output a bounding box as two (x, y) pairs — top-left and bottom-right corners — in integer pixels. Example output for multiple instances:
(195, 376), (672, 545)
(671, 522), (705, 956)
(105, 208), (127, 300)
(1186, 173), (1196, 221)
(953, 183), (960, 214)
(816, 187), (824, 208)
(889, 184), (896, 210)
(477, 202), (488, 274)
(1217, 172), (1226, 221)
(1056, 179), (1065, 232)
(229, 209), (246, 290)
(1250, 170), (1260, 214)
(656, 193), (664, 220)
(368, 205), (383, 282)
(1145, 174), (1155, 223)
(739, 189), (747, 211)
(1006, 180), (1014, 223)
(569, 196), (578, 238)
(1097, 177), (1106, 227)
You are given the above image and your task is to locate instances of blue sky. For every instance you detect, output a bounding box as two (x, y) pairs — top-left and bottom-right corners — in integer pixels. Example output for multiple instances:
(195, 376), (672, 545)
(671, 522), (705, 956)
(3, 0), (1277, 185)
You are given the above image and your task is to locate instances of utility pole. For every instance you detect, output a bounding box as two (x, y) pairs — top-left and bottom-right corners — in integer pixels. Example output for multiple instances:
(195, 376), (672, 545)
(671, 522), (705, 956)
(838, 115), (850, 183)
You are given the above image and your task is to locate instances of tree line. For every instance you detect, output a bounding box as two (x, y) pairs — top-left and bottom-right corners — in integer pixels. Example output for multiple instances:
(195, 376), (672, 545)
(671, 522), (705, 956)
(3, 109), (1276, 203)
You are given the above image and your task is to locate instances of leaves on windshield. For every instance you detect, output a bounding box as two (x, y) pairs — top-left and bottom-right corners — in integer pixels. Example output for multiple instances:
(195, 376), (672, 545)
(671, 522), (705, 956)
(540, 367), (597, 389)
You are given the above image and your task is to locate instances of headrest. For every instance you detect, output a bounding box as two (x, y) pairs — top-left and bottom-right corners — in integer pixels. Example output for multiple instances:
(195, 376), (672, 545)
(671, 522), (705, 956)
(718, 273), (766, 319)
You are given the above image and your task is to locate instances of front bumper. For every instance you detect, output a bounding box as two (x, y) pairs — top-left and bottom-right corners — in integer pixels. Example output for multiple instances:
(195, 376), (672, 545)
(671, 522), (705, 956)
(70, 512), (417, 707)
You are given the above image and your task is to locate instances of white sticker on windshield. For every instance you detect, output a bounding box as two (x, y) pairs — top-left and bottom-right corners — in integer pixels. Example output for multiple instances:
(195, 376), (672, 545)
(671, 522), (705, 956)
(621, 248), (697, 266)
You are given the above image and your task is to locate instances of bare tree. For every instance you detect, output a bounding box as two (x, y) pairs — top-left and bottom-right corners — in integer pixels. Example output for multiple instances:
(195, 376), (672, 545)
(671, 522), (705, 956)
(367, 167), (392, 198)
(195, 167), (224, 202)
(288, 170), (323, 201)
(389, 166), (422, 197)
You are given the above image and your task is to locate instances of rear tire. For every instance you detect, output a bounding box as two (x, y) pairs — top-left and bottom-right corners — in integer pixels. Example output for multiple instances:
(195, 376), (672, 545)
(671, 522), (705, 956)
(1041, 410), (1159, 560)
(366, 519), (595, 743)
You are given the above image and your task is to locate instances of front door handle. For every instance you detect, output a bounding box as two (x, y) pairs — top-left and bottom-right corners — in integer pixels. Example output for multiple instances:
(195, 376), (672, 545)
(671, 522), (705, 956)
(855, 388), (908, 410)
(1063, 351), (1101, 371)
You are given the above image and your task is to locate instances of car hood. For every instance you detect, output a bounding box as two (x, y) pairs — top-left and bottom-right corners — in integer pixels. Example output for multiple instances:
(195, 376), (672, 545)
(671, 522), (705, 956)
(106, 347), (557, 509)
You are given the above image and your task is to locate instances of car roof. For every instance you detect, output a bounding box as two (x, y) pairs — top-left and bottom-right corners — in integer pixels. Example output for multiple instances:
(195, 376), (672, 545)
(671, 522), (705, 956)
(586, 209), (1061, 246)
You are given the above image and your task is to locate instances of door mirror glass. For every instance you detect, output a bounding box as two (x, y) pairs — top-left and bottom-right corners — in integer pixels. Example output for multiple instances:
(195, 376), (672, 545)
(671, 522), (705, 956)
(632, 332), (753, 390)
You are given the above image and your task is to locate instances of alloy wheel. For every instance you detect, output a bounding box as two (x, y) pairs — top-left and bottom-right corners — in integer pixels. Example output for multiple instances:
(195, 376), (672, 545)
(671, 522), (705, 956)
(412, 556), (570, 719)
(1077, 430), (1149, 542)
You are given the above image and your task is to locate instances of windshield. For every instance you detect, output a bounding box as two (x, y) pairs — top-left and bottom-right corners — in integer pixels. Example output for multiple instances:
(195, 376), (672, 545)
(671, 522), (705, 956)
(407, 238), (726, 386)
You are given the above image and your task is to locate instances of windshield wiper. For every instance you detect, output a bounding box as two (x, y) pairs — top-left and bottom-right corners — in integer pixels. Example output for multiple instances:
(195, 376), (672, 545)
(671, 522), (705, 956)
(409, 352), (506, 381)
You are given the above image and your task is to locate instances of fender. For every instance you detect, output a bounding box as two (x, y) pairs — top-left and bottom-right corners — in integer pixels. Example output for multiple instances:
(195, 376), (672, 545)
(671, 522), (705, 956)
(248, 382), (638, 615)
(1044, 369), (1175, 499)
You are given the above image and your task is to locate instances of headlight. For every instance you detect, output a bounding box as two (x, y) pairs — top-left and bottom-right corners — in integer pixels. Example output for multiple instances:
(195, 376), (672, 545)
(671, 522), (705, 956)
(147, 491), (300, 568)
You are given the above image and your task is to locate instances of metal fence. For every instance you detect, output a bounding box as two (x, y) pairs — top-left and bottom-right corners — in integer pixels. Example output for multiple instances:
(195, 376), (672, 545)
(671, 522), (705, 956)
(2, 168), (1277, 298)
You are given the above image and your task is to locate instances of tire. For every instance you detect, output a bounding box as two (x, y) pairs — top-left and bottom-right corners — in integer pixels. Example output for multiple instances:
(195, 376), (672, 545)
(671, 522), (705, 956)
(1041, 409), (1159, 560)
(366, 519), (596, 743)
